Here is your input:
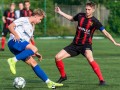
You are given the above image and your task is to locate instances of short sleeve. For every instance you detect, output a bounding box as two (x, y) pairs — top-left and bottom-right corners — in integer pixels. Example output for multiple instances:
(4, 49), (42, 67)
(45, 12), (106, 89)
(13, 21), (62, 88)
(13, 17), (25, 26)
(3, 10), (7, 17)
(73, 13), (80, 21)
(96, 20), (105, 31)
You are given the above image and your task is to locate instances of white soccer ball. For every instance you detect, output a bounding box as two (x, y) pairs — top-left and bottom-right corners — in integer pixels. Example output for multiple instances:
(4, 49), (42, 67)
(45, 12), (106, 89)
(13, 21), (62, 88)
(13, 77), (26, 89)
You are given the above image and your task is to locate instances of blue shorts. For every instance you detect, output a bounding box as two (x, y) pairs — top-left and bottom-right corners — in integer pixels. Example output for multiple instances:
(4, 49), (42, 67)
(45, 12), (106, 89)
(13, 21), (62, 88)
(8, 39), (29, 55)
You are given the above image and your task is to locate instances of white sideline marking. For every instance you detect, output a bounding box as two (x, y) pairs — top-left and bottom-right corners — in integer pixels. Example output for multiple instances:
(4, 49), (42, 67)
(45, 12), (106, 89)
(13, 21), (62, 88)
(36, 36), (104, 40)
(41, 57), (120, 60)
(0, 57), (119, 61)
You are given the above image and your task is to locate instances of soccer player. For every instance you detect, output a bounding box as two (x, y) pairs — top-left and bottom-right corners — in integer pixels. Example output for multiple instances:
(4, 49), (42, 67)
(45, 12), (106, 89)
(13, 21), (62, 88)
(0, 3), (15, 51)
(15, 2), (24, 19)
(22, 0), (33, 17)
(55, 2), (120, 85)
(22, 0), (35, 45)
(7, 8), (63, 88)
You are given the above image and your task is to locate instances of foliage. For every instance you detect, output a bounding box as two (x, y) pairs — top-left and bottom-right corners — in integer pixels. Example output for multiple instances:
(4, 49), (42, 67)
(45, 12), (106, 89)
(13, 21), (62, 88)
(0, 0), (120, 36)
(105, 1), (120, 35)
(53, 0), (84, 5)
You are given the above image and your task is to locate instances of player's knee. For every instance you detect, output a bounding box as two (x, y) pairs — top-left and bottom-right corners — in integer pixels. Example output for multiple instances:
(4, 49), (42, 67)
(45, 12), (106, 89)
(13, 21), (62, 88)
(2, 36), (6, 39)
(29, 59), (37, 67)
(33, 47), (38, 53)
(87, 57), (94, 62)
(55, 54), (61, 61)
(26, 44), (38, 53)
(31, 46), (38, 53)
(31, 60), (37, 67)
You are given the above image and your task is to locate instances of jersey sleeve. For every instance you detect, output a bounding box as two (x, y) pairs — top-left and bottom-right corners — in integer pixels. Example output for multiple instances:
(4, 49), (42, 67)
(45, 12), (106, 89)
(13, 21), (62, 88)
(13, 17), (25, 26)
(3, 10), (7, 17)
(73, 13), (80, 21)
(96, 20), (105, 31)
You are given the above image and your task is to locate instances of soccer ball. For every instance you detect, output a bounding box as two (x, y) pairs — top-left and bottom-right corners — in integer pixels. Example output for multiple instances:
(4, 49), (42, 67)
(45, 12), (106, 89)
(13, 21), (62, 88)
(13, 77), (26, 89)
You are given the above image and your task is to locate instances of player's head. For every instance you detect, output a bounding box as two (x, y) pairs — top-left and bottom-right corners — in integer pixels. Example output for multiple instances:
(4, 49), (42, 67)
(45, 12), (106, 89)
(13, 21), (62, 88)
(85, 2), (96, 17)
(18, 2), (24, 10)
(10, 3), (15, 11)
(32, 8), (46, 24)
(24, 0), (30, 10)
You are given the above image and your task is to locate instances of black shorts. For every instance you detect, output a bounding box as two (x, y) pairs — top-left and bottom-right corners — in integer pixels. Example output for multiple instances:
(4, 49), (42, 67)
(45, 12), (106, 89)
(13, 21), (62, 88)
(2, 28), (10, 37)
(64, 43), (92, 57)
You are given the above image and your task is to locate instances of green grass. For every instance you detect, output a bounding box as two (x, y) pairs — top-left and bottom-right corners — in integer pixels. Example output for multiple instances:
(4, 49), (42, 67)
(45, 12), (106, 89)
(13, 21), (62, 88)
(0, 38), (120, 90)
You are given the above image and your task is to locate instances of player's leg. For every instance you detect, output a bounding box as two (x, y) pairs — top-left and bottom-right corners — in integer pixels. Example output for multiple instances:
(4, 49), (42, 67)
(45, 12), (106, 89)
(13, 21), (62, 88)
(30, 36), (35, 45)
(55, 49), (71, 83)
(7, 40), (37, 74)
(0, 28), (8, 51)
(56, 44), (79, 83)
(25, 57), (63, 88)
(0, 36), (6, 51)
(25, 57), (49, 82)
(84, 49), (105, 85)
(8, 40), (37, 61)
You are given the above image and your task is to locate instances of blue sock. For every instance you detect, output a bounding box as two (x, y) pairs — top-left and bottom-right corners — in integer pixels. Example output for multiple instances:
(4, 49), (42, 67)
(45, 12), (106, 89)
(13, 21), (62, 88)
(33, 64), (48, 82)
(16, 49), (34, 61)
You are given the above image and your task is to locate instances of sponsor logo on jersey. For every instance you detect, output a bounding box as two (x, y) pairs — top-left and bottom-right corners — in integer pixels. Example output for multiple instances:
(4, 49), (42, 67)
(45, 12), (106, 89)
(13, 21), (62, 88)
(78, 26), (90, 34)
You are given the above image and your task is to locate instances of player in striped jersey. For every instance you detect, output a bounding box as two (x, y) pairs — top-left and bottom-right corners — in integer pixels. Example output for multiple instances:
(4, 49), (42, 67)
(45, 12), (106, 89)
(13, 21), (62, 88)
(0, 3), (15, 51)
(55, 2), (120, 85)
(22, 0), (33, 17)
(22, 0), (35, 46)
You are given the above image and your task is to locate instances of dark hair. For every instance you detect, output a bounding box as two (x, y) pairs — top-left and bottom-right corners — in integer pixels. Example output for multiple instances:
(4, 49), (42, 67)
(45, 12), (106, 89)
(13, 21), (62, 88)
(86, 2), (96, 9)
(24, 0), (30, 4)
(18, 2), (23, 4)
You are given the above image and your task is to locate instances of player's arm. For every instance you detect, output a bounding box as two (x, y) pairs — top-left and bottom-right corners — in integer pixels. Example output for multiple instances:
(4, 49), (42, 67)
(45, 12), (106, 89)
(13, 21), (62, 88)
(8, 23), (20, 41)
(2, 10), (7, 23)
(7, 17), (14, 21)
(2, 16), (6, 23)
(102, 29), (120, 46)
(97, 20), (120, 46)
(55, 6), (74, 21)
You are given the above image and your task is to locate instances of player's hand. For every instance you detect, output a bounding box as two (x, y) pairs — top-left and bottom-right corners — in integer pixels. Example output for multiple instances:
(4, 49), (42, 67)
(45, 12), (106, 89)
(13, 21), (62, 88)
(35, 53), (42, 61)
(114, 42), (120, 46)
(55, 6), (61, 13)
(7, 17), (14, 21)
(10, 18), (14, 21)
(3, 20), (6, 23)
(13, 35), (20, 42)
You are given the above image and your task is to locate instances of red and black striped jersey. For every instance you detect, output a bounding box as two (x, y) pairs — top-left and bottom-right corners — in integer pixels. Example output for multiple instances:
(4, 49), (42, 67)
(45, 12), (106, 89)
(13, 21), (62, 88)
(22, 9), (33, 17)
(73, 13), (104, 45)
(3, 10), (15, 29)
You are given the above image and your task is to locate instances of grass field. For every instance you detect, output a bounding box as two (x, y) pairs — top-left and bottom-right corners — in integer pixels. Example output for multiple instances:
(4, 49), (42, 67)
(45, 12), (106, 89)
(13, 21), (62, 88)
(0, 38), (120, 90)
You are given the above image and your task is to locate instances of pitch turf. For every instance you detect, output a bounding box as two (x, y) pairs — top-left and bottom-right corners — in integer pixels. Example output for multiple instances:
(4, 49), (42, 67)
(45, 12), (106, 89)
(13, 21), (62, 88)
(0, 38), (120, 90)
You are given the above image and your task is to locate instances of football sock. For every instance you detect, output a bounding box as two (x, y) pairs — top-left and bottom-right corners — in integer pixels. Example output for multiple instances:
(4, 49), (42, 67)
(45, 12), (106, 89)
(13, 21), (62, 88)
(45, 79), (50, 83)
(33, 64), (48, 82)
(13, 57), (18, 62)
(56, 60), (66, 77)
(31, 40), (35, 45)
(16, 49), (34, 60)
(1, 37), (5, 49)
(90, 61), (104, 81)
